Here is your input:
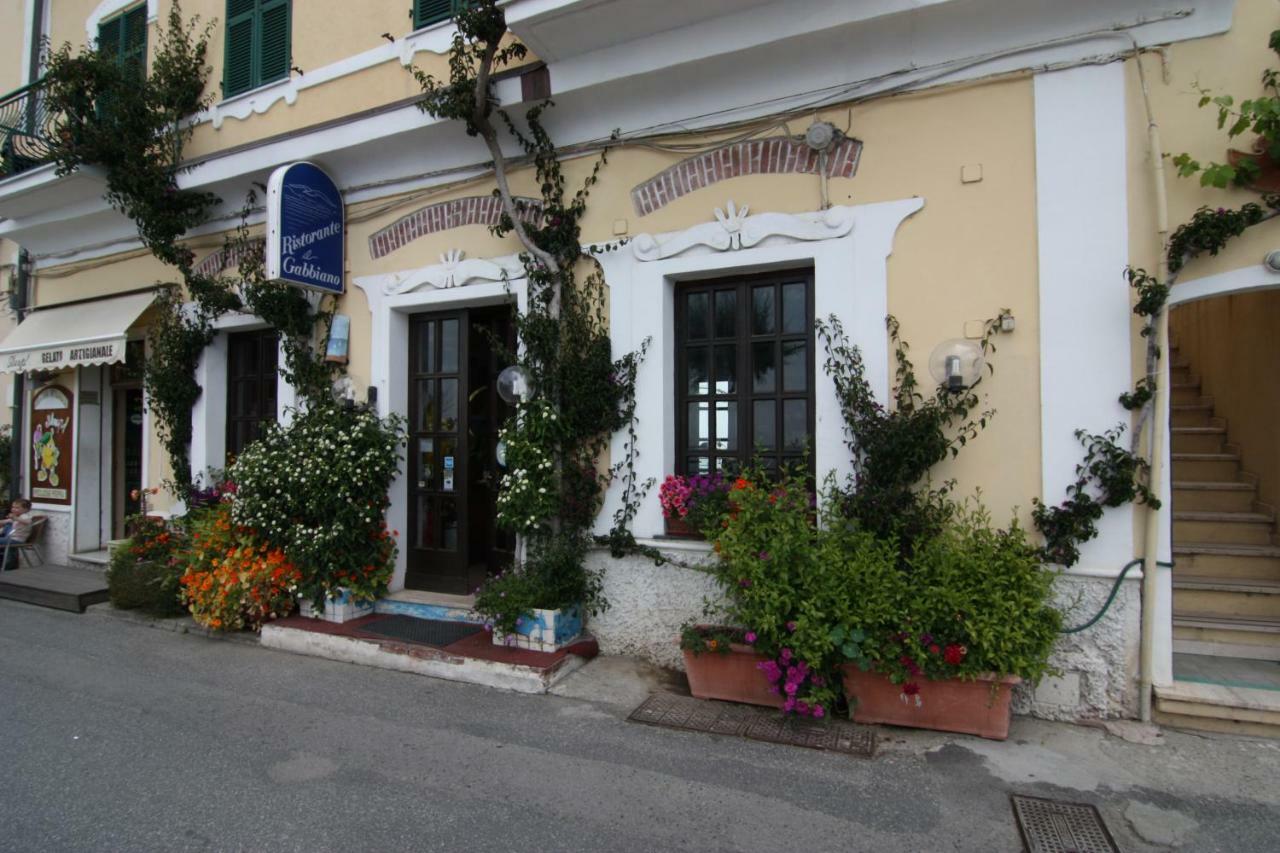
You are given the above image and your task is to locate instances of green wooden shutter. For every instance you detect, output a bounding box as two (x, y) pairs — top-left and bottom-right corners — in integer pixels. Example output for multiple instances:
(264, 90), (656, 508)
(223, 1), (257, 96)
(121, 5), (148, 79)
(414, 0), (455, 29)
(257, 0), (291, 86)
(97, 15), (123, 62)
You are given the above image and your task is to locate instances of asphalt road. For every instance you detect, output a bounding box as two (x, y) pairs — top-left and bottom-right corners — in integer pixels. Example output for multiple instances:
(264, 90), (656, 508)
(1, 599), (1278, 852)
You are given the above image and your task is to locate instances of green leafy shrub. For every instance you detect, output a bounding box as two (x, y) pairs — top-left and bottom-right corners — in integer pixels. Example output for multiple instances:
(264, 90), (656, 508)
(229, 403), (406, 608)
(473, 533), (607, 636)
(105, 516), (186, 617)
(842, 501), (1062, 690)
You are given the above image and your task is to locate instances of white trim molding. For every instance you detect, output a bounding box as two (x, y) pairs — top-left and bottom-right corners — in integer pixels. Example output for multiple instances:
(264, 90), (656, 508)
(86, 0), (158, 45)
(1168, 264), (1280, 307)
(202, 21), (457, 129)
(593, 197), (923, 540)
(354, 260), (531, 592)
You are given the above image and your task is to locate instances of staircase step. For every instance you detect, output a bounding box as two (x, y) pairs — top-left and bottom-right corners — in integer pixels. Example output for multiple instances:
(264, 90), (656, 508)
(1172, 480), (1255, 513)
(1170, 426), (1227, 454)
(1173, 613), (1280, 661)
(1174, 511), (1274, 546)
(1174, 543), (1280, 580)
(1172, 453), (1241, 481)
(1169, 383), (1205, 405)
(1174, 576), (1280, 619)
(1170, 403), (1215, 428)
(1155, 679), (1280, 737)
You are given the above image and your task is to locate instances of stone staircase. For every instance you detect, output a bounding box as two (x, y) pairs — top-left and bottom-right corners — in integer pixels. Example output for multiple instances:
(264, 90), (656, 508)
(1154, 347), (1280, 736)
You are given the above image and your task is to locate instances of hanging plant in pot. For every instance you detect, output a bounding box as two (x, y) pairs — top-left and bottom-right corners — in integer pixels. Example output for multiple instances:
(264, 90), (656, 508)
(659, 473), (731, 538)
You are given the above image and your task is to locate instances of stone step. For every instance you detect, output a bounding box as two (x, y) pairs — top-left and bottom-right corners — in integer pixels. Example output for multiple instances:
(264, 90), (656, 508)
(1169, 384), (1205, 405)
(1173, 511), (1274, 546)
(1173, 613), (1280, 661)
(1170, 426), (1226, 455)
(1174, 543), (1280, 580)
(1174, 576), (1280, 620)
(1172, 453), (1240, 482)
(1170, 403), (1215, 428)
(1169, 363), (1195, 384)
(1154, 680), (1280, 738)
(373, 590), (483, 624)
(1172, 480), (1256, 513)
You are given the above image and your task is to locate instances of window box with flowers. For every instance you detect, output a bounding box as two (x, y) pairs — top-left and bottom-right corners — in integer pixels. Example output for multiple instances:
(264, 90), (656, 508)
(658, 473), (731, 538)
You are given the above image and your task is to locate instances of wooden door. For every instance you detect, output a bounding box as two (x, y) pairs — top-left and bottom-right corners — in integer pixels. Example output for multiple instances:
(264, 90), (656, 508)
(226, 328), (279, 463)
(406, 306), (516, 594)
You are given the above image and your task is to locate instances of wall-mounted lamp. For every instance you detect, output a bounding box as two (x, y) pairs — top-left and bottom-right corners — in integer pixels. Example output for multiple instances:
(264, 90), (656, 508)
(928, 339), (985, 392)
(496, 365), (535, 405)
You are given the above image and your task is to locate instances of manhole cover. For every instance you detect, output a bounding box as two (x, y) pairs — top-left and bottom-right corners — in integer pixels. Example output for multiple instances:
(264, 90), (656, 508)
(356, 615), (483, 647)
(1011, 795), (1119, 853)
(628, 692), (875, 758)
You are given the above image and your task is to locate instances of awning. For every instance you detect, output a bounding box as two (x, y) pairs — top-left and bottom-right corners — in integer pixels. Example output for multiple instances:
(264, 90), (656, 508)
(0, 291), (155, 374)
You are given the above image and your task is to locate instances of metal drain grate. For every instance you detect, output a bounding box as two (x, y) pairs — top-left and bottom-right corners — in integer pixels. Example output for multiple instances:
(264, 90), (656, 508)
(628, 692), (875, 757)
(356, 615), (483, 647)
(1010, 795), (1119, 853)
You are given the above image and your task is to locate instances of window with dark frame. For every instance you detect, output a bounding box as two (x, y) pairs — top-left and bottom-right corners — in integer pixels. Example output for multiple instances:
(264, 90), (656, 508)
(225, 328), (280, 462)
(675, 270), (815, 479)
(223, 0), (291, 98)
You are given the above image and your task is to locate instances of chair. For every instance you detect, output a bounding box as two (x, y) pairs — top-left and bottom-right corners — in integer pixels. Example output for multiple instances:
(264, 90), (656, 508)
(1, 516), (47, 571)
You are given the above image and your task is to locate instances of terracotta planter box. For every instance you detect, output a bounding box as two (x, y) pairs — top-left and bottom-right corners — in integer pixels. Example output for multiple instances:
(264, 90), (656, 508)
(842, 666), (1020, 740)
(663, 516), (701, 538)
(683, 643), (783, 708)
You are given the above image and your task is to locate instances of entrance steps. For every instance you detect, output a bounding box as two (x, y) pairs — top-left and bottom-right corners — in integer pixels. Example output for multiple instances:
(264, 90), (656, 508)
(1165, 343), (1280, 734)
(261, 613), (597, 694)
(374, 589), (482, 624)
(1155, 654), (1280, 738)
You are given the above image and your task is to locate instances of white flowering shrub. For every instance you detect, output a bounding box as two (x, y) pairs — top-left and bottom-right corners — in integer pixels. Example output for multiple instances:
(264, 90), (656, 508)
(495, 399), (562, 533)
(229, 403), (407, 606)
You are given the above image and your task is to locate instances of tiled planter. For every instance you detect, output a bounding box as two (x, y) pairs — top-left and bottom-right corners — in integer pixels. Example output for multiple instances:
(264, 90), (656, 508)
(493, 605), (583, 652)
(683, 642), (783, 708)
(299, 588), (375, 624)
(841, 666), (1021, 740)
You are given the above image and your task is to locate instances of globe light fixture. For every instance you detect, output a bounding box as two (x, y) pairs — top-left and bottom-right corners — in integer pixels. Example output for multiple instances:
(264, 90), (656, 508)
(496, 365), (535, 405)
(928, 339), (985, 392)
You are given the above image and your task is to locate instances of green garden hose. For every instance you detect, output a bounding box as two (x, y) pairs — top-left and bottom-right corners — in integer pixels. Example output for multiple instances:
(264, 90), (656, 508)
(1059, 558), (1175, 634)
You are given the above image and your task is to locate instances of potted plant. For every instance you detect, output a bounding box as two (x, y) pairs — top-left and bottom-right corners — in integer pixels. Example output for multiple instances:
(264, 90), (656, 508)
(834, 504), (1061, 740)
(659, 473), (730, 537)
(680, 625), (781, 708)
(475, 533), (607, 653)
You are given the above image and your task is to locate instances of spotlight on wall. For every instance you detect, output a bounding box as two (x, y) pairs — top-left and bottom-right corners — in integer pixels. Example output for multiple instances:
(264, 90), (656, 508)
(1264, 250), (1280, 273)
(928, 339), (985, 393)
(496, 365), (535, 405)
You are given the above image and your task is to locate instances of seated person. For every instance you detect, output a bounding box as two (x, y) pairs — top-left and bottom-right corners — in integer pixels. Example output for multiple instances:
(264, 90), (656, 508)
(0, 498), (34, 570)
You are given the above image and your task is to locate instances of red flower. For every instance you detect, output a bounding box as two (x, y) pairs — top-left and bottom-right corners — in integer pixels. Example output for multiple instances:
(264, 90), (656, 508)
(943, 644), (967, 666)
(902, 682), (920, 695)
(928, 644), (941, 655)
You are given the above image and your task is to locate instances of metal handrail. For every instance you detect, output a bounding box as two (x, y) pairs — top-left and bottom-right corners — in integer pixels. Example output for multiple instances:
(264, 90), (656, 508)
(0, 78), (58, 179)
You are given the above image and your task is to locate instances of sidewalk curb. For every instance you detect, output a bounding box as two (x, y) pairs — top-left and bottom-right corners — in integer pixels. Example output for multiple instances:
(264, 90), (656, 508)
(85, 602), (261, 646)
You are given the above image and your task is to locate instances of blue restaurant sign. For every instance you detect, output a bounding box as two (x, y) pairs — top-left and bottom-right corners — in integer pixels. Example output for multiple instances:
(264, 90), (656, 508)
(266, 162), (345, 294)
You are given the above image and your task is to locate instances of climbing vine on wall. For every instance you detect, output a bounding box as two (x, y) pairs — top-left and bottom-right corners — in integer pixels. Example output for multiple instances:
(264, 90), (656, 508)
(413, 0), (647, 556)
(42, 3), (336, 493)
(1035, 29), (1280, 566)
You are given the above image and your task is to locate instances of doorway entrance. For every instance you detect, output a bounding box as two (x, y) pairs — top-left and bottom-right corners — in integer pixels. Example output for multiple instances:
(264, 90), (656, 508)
(111, 387), (144, 539)
(406, 304), (516, 594)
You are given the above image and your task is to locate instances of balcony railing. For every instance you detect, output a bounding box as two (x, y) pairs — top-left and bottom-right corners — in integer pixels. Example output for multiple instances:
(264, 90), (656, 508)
(0, 79), (58, 180)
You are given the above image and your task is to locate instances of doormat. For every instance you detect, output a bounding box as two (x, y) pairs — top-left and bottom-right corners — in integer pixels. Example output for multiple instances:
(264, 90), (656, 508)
(628, 692), (875, 757)
(1010, 795), (1120, 853)
(356, 615), (484, 648)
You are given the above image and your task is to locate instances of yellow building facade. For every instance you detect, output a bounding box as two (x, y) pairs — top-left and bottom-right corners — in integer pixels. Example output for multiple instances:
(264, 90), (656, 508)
(2, 0), (1278, 727)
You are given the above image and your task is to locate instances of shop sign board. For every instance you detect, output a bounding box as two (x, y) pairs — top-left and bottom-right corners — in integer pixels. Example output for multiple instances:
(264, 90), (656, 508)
(266, 162), (345, 295)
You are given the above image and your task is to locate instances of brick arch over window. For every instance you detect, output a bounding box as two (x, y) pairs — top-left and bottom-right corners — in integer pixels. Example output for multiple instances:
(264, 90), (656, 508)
(630, 136), (862, 217)
(368, 195), (543, 259)
(193, 239), (265, 279)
